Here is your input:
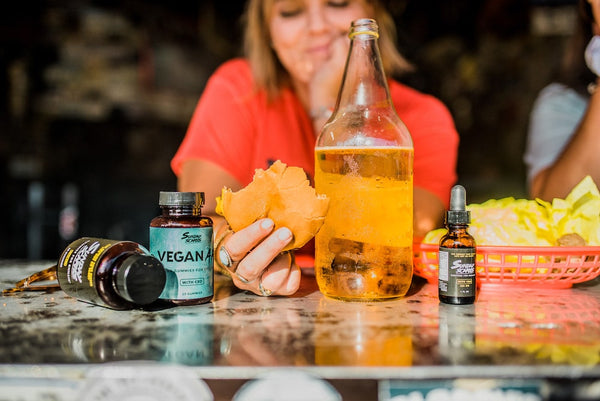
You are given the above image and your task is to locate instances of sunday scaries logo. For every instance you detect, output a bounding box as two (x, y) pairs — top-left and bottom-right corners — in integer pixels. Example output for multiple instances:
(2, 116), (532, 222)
(181, 231), (203, 243)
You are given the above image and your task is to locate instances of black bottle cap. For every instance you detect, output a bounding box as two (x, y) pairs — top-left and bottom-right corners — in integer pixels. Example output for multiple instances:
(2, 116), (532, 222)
(446, 184), (470, 225)
(159, 191), (205, 207)
(115, 254), (166, 305)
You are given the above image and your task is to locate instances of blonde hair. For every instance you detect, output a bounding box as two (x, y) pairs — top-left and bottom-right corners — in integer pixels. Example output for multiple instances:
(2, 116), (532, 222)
(243, 0), (412, 100)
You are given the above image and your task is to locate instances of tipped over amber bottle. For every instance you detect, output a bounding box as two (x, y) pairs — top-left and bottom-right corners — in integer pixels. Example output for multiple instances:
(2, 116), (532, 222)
(57, 237), (166, 310)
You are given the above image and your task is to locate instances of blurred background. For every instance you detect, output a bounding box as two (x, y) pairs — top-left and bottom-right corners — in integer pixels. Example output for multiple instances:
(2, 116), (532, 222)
(0, 0), (578, 259)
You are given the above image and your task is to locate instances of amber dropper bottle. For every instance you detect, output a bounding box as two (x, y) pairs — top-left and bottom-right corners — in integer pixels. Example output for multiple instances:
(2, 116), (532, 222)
(438, 185), (477, 305)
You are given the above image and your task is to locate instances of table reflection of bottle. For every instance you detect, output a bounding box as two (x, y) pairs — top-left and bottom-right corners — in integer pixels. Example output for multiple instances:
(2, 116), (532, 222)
(63, 314), (213, 366)
(314, 298), (412, 366)
(64, 325), (167, 363)
(438, 303), (476, 365)
(160, 313), (214, 366)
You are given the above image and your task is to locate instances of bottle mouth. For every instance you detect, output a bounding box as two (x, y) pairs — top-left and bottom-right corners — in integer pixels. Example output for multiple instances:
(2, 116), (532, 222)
(349, 18), (379, 39)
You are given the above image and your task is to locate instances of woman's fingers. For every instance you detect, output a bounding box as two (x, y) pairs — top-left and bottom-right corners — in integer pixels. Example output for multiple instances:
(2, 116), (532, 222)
(251, 251), (300, 297)
(282, 263), (302, 295)
(259, 254), (302, 296)
(234, 227), (292, 283)
(225, 218), (275, 261)
(217, 218), (299, 296)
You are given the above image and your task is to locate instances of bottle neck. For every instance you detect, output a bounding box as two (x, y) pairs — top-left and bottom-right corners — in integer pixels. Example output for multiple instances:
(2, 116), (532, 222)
(317, 18), (412, 149)
(335, 26), (391, 111)
(161, 205), (201, 217)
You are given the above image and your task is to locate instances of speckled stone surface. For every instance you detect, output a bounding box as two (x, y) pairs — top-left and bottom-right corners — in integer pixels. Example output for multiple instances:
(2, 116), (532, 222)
(1, 260), (600, 399)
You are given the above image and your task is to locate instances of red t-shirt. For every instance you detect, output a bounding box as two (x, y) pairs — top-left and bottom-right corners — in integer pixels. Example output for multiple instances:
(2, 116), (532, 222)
(172, 58), (458, 206)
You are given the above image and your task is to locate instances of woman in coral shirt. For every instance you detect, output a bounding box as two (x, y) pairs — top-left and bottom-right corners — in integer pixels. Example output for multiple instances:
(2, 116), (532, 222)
(172, 0), (459, 296)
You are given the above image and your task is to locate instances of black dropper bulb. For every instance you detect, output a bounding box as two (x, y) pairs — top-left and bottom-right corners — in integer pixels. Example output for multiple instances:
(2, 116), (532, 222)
(446, 185), (470, 225)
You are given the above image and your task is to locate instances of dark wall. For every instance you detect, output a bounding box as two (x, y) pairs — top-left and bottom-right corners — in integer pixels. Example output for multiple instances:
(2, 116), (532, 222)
(0, 0), (577, 259)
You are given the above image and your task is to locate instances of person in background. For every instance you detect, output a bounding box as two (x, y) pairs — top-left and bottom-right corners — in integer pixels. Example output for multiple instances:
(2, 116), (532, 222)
(171, 0), (459, 296)
(525, 0), (600, 201)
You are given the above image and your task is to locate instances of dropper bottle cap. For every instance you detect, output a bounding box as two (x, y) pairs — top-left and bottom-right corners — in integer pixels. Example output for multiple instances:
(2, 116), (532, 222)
(446, 184), (470, 225)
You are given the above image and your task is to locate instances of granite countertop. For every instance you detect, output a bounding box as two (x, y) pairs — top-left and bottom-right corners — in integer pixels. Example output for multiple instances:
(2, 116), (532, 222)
(2, 260), (600, 400)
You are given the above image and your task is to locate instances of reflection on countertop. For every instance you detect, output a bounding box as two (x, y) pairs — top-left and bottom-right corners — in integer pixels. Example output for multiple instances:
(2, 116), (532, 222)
(2, 260), (600, 374)
(2, 259), (600, 401)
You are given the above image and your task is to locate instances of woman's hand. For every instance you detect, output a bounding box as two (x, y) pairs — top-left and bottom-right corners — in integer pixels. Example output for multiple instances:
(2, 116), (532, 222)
(310, 33), (349, 100)
(308, 33), (349, 128)
(214, 218), (301, 296)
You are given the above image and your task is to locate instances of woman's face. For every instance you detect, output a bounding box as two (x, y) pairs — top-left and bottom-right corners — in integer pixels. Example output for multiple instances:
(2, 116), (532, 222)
(269, 0), (372, 84)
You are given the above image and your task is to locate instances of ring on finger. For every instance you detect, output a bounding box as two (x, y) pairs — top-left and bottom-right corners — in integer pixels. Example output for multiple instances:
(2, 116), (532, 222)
(234, 270), (251, 284)
(284, 250), (295, 268)
(214, 228), (237, 274)
(218, 245), (235, 269)
(255, 251), (293, 296)
(258, 275), (272, 297)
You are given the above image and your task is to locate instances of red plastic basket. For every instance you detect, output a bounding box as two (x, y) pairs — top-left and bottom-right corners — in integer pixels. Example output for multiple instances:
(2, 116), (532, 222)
(413, 242), (600, 288)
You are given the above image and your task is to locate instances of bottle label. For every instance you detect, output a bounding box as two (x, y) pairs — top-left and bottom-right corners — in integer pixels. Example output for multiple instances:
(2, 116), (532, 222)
(438, 246), (476, 297)
(57, 237), (118, 304)
(150, 227), (214, 300)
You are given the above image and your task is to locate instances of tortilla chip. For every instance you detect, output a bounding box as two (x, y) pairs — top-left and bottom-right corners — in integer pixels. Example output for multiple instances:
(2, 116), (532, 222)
(216, 160), (329, 251)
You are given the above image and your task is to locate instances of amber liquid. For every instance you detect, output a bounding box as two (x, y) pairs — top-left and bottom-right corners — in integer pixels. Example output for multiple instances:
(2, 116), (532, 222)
(314, 146), (414, 301)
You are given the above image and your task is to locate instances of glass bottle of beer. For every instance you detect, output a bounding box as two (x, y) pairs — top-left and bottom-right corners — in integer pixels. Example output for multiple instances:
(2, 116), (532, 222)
(314, 18), (414, 301)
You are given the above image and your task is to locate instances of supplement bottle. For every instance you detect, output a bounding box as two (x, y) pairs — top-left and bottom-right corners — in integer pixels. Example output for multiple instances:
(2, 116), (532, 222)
(150, 191), (213, 306)
(314, 18), (414, 301)
(438, 185), (477, 304)
(56, 237), (166, 310)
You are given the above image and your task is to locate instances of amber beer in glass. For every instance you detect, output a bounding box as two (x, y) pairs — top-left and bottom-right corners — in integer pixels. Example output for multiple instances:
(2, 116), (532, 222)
(315, 147), (413, 300)
(314, 19), (414, 301)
